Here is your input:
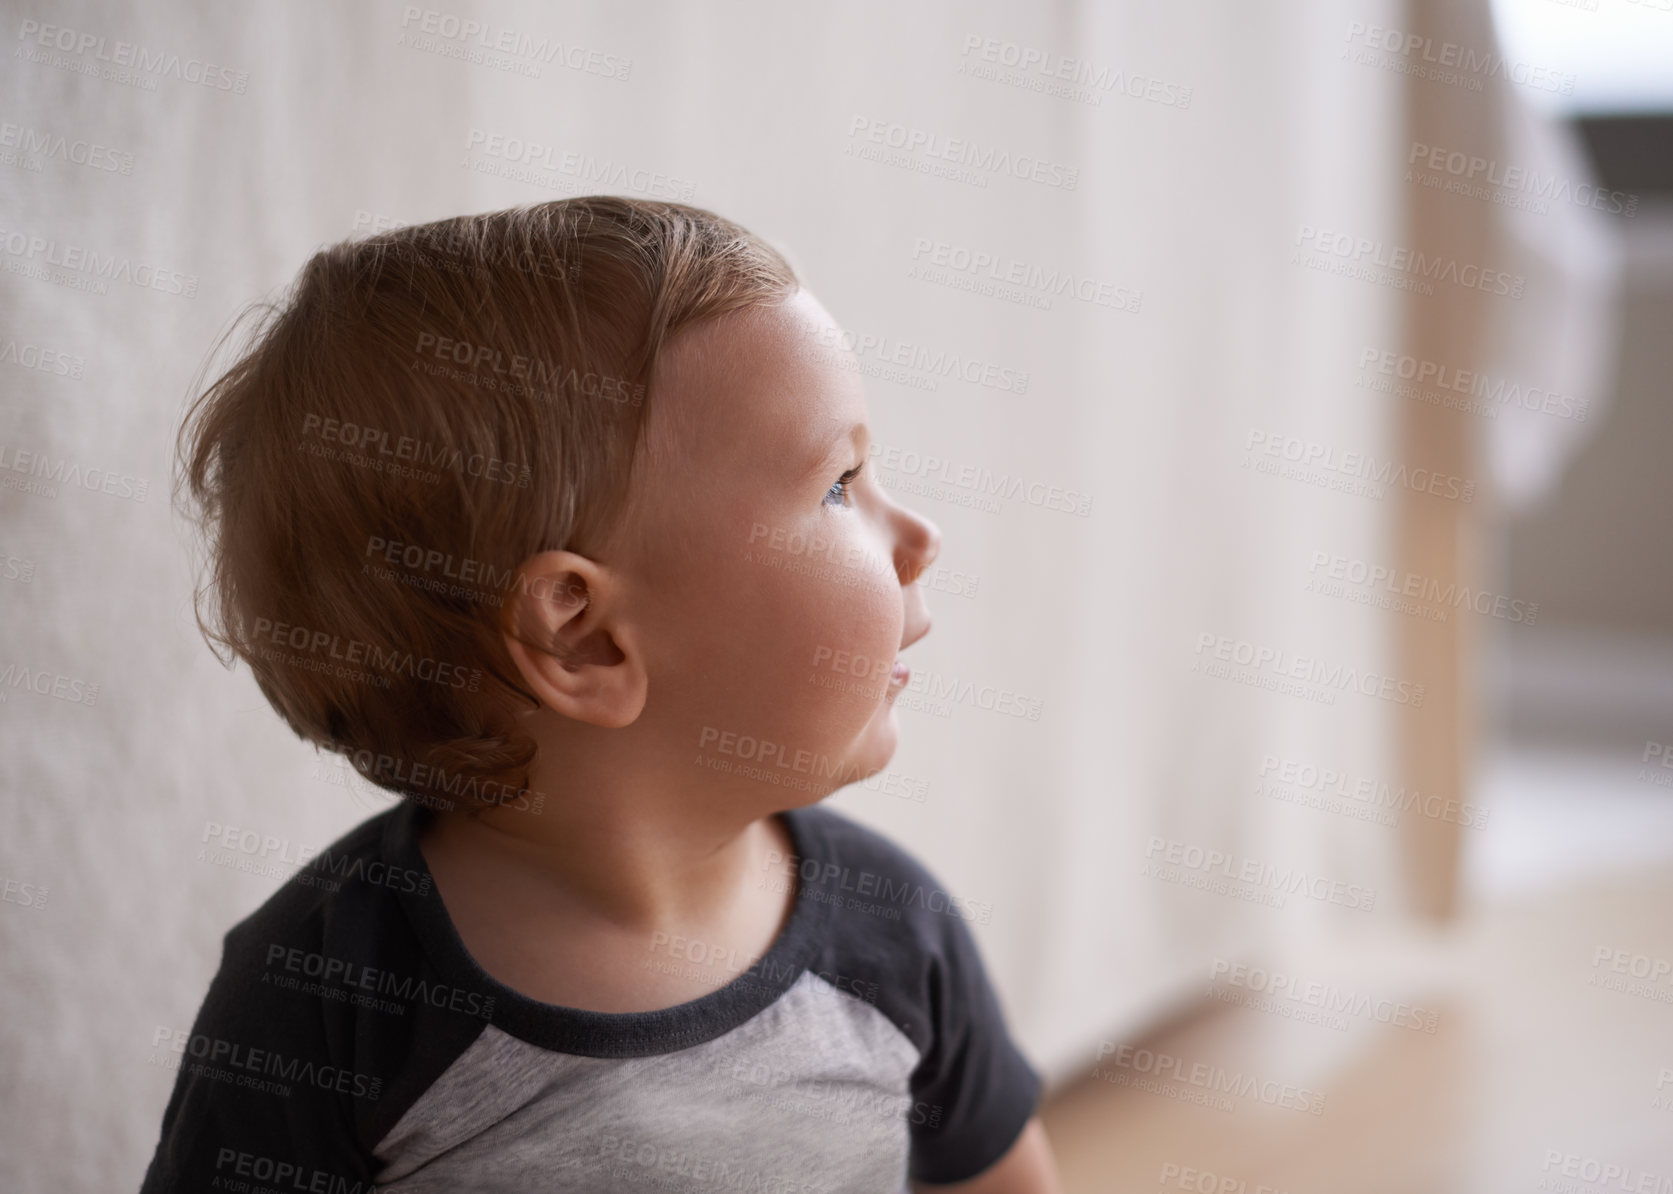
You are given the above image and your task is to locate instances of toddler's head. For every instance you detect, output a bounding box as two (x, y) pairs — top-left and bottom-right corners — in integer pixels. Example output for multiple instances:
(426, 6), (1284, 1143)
(179, 197), (940, 822)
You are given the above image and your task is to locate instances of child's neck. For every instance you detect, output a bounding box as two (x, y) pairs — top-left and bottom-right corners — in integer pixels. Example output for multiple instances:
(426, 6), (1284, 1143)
(424, 795), (786, 929)
(413, 790), (799, 1013)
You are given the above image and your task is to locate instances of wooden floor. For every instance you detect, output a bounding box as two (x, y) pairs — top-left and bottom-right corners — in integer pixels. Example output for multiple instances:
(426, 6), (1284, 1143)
(1039, 864), (1673, 1193)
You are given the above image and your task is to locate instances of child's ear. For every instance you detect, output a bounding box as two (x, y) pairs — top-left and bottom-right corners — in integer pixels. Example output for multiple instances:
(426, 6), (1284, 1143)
(500, 550), (647, 728)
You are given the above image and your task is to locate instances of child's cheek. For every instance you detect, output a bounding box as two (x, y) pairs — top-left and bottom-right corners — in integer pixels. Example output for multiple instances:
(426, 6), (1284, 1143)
(831, 588), (904, 694)
(734, 515), (902, 713)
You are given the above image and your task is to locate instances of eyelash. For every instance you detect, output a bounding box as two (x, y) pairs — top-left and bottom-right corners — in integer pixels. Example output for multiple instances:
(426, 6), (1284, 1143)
(824, 463), (864, 508)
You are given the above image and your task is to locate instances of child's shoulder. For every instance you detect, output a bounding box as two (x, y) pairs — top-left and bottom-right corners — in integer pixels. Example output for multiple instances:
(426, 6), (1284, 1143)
(779, 800), (1039, 1171)
(786, 800), (929, 871)
(218, 802), (413, 963)
(143, 803), (485, 1187)
(185, 800), (474, 1106)
(784, 801), (998, 947)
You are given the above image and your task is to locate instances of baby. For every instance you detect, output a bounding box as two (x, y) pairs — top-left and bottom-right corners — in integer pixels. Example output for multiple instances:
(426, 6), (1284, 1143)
(143, 197), (1058, 1193)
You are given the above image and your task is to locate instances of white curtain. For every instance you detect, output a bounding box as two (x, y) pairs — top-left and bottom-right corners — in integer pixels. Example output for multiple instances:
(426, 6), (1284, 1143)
(0, 1), (1453, 1187)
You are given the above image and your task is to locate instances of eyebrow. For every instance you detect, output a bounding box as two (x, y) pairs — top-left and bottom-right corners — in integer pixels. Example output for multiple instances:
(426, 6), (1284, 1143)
(800, 420), (867, 481)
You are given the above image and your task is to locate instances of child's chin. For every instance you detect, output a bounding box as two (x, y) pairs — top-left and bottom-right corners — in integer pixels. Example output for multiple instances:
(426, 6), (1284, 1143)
(857, 705), (902, 765)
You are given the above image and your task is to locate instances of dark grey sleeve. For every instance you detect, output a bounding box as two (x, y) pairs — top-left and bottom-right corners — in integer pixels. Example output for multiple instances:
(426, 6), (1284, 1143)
(137, 935), (379, 1194)
(904, 904), (1042, 1184)
(797, 805), (1043, 1185)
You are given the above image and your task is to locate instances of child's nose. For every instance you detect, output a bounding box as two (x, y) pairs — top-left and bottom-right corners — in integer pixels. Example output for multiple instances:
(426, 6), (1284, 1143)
(892, 506), (941, 584)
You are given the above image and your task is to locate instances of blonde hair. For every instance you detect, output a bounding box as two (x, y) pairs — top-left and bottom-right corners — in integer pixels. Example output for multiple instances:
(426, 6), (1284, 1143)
(177, 197), (799, 806)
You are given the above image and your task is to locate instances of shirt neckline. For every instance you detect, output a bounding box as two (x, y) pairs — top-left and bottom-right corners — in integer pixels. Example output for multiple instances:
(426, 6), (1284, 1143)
(381, 799), (834, 1058)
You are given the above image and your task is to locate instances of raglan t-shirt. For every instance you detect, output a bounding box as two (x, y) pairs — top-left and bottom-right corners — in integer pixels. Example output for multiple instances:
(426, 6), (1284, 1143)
(137, 799), (1040, 1193)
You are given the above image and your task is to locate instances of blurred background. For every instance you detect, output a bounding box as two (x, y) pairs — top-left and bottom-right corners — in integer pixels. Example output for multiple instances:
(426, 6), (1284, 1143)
(1, 0), (1670, 1190)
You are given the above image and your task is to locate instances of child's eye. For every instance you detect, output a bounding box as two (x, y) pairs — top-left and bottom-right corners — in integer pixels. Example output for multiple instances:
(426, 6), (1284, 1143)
(824, 463), (863, 508)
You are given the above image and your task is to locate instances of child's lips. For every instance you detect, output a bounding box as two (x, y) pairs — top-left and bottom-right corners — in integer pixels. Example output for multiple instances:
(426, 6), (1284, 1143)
(890, 625), (924, 696)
